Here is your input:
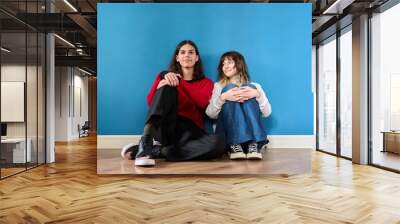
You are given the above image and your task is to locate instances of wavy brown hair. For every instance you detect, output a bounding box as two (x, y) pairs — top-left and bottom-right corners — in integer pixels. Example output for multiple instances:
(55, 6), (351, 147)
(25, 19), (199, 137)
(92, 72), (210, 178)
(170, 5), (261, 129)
(217, 51), (250, 87)
(168, 40), (205, 81)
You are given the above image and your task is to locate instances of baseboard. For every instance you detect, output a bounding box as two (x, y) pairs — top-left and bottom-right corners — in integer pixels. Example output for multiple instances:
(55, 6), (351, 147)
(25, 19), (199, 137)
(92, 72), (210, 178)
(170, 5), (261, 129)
(97, 135), (315, 150)
(267, 135), (315, 149)
(97, 135), (141, 149)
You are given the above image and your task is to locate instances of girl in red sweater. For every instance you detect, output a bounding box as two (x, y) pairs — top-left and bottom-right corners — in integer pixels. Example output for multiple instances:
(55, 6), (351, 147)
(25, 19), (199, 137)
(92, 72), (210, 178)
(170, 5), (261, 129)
(122, 40), (225, 167)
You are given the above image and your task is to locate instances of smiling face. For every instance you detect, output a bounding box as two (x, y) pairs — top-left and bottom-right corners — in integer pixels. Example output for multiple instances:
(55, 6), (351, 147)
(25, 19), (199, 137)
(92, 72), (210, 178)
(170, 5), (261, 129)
(217, 51), (250, 86)
(176, 44), (199, 68)
(222, 57), (238, 78)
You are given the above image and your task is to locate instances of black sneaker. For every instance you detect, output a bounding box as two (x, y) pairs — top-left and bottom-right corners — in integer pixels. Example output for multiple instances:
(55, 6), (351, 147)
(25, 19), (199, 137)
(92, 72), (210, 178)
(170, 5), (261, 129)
(121, 141), (163, 161)
(247, 142), (262, 160)
(229, 144), (246, 160)
(121, 143), (139, 160)
(135, 136), (155, 167)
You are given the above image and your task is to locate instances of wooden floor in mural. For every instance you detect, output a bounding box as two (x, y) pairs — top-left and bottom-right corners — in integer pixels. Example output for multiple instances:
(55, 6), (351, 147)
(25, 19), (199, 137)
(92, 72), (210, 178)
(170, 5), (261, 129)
(98, 147), (311, 175)
(1, 135), (400, 223)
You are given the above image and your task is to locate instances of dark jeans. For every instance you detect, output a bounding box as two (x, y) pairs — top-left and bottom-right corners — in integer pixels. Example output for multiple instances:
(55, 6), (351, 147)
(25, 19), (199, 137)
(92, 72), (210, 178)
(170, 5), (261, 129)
(216, 83), (267, 146)
(146, 86), (225, 161)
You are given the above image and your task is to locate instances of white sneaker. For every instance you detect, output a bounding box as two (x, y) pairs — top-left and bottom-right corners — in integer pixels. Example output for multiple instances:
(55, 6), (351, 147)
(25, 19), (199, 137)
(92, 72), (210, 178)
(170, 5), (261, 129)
(134, 156), (155, 167)
(229, 144), (246, 160)
(247, 143), (262, 160)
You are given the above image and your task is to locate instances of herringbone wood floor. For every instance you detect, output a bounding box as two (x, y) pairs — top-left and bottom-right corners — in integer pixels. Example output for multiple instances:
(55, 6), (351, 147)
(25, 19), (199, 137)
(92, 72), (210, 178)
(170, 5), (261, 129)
(1, 135), (400, 223)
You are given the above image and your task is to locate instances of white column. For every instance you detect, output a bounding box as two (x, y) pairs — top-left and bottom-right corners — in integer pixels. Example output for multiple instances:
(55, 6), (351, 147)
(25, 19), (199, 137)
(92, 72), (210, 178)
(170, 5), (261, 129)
(352, 14), (369, 164)
(46, 32), (55, 163)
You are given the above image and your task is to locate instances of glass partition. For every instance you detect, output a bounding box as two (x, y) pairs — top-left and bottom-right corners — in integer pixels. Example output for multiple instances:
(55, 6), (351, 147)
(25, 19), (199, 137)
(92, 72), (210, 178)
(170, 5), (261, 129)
(1, 30), (28, 177)
(0, 1), (46, 179)
(370, 3), (400, 171)
(27, 30), (38, 169)
(317, 35), (337, 155)
(339, 27), (352, 158)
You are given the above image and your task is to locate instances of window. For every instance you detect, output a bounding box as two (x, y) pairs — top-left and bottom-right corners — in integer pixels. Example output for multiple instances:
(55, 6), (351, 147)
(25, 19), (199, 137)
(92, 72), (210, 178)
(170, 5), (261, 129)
(370, 2), (400, 171)
(339, 27), (352, 158)
(317, 35), (337, 154)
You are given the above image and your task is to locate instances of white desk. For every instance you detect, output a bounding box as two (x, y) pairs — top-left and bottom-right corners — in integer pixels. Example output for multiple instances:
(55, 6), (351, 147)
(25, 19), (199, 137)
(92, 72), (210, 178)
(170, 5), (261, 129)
(1, 138), (32, 163)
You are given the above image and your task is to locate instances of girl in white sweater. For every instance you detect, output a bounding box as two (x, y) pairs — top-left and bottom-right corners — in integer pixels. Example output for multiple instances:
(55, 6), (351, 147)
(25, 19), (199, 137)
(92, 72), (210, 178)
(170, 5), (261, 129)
(206, 51), (271, 160)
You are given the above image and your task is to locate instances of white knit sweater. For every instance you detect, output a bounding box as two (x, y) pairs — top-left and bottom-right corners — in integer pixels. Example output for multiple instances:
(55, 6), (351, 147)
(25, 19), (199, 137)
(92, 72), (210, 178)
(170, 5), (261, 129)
(205, 82), (272, 119)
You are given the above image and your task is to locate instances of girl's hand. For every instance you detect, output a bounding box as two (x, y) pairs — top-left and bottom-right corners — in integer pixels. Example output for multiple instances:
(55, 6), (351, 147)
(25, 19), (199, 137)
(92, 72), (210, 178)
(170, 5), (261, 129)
(220, 87), (242, 102)
(237, 86), (260, 102)
(157, 79), (169, 89)
(164, 72), (182, 87)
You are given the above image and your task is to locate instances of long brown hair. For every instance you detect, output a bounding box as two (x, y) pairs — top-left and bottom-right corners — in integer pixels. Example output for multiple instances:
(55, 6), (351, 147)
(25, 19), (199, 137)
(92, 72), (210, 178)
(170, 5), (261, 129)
(217, 51), (250, 87)
(168, 40), (205, 81)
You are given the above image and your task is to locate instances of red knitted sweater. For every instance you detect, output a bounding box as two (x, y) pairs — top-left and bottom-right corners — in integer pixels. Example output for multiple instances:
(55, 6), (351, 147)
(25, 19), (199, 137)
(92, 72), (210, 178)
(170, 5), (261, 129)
(147, 73), (213, 129)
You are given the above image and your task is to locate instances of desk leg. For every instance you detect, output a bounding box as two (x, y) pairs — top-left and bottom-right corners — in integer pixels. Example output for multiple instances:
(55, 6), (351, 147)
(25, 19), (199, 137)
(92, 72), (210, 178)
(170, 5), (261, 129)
(382, 133), (386, 152)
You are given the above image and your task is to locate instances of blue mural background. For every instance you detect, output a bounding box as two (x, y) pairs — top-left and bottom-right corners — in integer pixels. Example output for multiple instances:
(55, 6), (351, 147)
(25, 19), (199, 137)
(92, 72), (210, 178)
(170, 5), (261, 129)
(98, 3), (312, 135)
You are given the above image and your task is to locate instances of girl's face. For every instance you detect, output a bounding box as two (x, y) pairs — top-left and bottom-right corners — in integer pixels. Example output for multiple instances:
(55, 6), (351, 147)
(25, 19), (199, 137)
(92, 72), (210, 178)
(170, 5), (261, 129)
(176, 44), (199, 68)
(222, 58), (237, 78)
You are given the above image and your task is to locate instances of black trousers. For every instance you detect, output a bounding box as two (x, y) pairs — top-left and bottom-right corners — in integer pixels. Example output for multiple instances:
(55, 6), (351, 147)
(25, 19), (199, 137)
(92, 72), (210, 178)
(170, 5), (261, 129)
(146, 86), (225, 161)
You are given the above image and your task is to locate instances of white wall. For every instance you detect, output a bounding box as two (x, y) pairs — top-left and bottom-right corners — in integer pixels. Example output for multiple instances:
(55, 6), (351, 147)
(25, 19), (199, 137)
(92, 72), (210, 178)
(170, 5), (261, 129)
(1, 65), (27, 141)
(1, 65), (41, 137)
(70, 72), (89, 139)
(1, 64), (46, 163)
(55, 66), (69, 141)
(55, 67), (89, 141)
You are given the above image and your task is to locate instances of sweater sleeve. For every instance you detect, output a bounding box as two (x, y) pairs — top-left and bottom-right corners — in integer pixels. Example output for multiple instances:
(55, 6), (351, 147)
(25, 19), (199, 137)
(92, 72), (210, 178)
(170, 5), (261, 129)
(205, 83), (224, 119)
(180, 78), (213, 109)
(252, 82), (272, 117)
(146, 75), (162, 106)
